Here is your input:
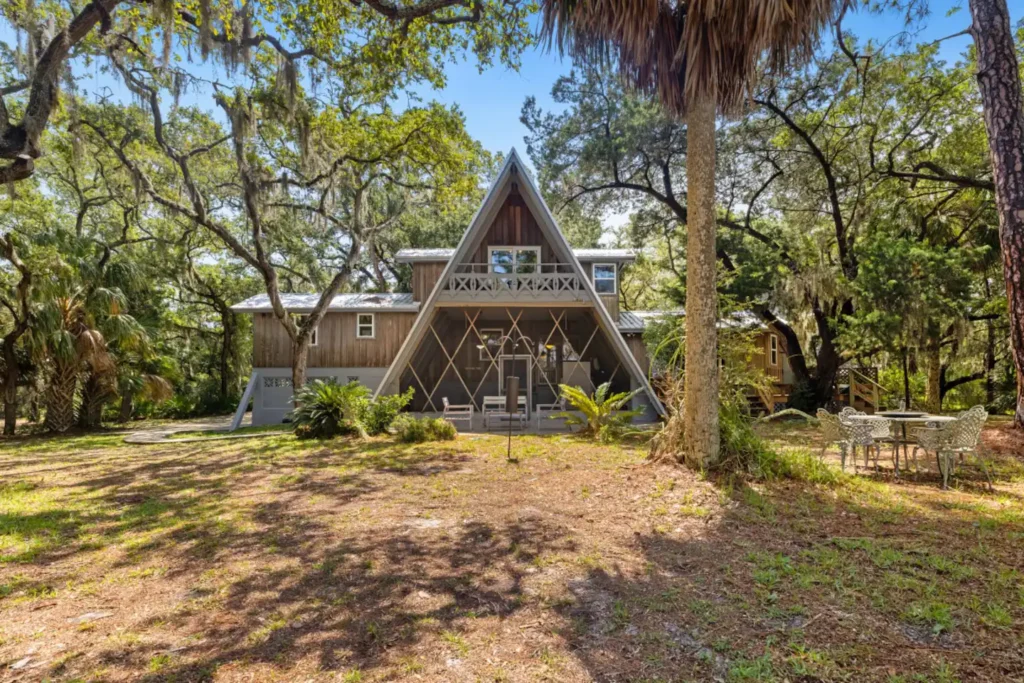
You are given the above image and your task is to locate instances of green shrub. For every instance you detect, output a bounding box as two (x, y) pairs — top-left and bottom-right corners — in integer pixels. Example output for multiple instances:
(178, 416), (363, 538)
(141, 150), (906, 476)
(290, 380), (370, 439)
(365, 387), (415, 435)
(558, 382), (642, 439)
(392, 415), (457, 443)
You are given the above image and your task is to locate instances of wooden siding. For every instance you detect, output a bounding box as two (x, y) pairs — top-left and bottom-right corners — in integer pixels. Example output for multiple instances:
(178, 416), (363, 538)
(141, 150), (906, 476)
(253, 312), (416, 368)
(462, 190), (564, 266)
(625, 334), (649, 373)
(412, 262), (446, 301)
(599, 294), (619, 321)
(750, 326), (787, 382)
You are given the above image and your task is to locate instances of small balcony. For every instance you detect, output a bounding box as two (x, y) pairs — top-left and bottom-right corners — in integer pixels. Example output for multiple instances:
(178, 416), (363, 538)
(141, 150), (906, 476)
(438, 263), (587, 304)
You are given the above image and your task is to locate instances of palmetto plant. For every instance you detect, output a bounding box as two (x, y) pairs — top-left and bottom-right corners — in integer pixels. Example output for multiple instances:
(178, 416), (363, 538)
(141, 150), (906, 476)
(558, 382), (643, 439)
(31, 285), (145, 432)
(541, 0), (840, 466)
(290, 380), (371, 439)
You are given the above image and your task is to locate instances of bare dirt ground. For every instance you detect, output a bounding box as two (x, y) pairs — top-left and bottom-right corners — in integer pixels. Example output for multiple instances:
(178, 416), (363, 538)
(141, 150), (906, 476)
(1, 421), (1023, 682)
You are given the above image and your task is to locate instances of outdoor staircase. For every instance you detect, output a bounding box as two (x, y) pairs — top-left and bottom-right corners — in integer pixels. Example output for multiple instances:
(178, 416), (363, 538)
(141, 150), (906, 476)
(835, 367), (885, 413)
(746, 384), (792, 416)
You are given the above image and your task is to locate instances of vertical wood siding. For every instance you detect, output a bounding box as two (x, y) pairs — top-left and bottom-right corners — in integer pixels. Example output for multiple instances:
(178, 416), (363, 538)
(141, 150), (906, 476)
(412, 262), (446, 301)
(462, 190), (564, 265)
(253, 312), (417, 368)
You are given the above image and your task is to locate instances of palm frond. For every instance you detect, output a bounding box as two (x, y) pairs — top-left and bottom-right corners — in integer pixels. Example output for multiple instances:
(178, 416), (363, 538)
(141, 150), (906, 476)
(540, 0), (841, 116)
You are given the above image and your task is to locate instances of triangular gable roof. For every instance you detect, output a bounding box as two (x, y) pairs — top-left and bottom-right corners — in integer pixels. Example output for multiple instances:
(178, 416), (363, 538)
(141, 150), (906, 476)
(374, 149), (665, 417)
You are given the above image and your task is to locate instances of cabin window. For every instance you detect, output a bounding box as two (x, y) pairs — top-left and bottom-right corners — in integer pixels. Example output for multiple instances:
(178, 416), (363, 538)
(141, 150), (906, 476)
(478, 328), (503, 361)
(592, 263), (617, 294)
(294, 315), (318, 346)
(488, 246), (540, 274)
(770, 334), (779, 366)
(356, 313), (375, 339)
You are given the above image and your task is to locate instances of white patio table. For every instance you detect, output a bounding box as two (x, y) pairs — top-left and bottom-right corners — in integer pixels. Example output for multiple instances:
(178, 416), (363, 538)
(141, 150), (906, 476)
(846, 411), (955, 477)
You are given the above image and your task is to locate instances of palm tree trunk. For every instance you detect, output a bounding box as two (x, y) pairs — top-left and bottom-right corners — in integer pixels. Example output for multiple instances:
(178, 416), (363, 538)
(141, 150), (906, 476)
(44, 362), (79, 433)
(683, 95), (720, 467)
(969, 0), (1024, 428)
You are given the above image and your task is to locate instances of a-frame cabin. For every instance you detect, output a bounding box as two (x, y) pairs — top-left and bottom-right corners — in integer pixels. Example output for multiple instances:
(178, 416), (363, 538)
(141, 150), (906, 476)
(230, 150), (668, 426)
(374, 150), (665, 421)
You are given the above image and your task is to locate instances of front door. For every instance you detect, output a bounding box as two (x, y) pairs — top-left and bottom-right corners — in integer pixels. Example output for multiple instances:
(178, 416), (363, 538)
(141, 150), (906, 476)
(499, 356), (532, 417)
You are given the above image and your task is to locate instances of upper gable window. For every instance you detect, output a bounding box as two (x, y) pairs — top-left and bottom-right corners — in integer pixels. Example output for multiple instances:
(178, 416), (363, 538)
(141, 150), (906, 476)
(592, 263), (617, 294)
(770, 334), (779, 366)
(489, 246), (540, 274)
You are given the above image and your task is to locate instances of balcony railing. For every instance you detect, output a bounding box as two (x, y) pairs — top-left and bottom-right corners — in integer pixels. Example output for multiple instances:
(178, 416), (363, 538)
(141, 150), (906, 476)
(440, 263), (585, 301)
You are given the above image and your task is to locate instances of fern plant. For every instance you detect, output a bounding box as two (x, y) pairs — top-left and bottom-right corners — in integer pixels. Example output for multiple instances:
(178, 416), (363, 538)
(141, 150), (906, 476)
(557, 382), (643, 440)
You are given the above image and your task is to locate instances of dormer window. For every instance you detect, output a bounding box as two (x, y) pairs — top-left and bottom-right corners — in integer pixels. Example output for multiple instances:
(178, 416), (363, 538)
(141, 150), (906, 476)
(592, 263), (617, 294)
(489, 246), (540, 274)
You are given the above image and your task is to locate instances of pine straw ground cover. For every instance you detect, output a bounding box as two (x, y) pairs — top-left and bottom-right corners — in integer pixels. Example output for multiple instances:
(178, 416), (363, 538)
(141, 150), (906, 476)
(0, 421), (1022, 682)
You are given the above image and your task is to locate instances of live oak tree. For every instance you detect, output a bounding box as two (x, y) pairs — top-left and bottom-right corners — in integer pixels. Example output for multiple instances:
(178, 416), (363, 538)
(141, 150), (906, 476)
(527, 39), (1011, 414)
(0, 0), (532, 185)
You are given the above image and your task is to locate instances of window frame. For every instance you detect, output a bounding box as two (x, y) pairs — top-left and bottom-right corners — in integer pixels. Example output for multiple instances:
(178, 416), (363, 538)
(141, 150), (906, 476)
(487, 246), (541, 274)
(769, 334), (779, 366)
(356, 313), (375, 340)
(592, 262), (617, 294)
(477, 327), (504, 361)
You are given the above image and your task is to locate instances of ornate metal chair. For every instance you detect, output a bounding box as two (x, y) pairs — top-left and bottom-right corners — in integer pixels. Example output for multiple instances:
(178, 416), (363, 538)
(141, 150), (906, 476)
(912, 406), (989, 489)
(817, 409), (879, 471)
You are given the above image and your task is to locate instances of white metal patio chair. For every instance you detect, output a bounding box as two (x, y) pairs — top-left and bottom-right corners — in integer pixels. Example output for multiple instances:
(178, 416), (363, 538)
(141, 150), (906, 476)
(442, 397), (474, 428)
(535, 398), (567, 430)
(912, 405), (990, 489)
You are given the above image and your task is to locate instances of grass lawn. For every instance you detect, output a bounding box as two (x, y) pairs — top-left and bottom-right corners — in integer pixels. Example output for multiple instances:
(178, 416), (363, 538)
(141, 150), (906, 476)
(1, 421), (1023, 682)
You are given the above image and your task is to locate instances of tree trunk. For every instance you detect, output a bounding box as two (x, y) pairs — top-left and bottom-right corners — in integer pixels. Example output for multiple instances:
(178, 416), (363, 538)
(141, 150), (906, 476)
(925, 337), (942, 413)
(969, 0), (1024, 428)
(118, 391), (134, 423)
(220, 309), (239, 401)
(682, 96), (720, 467)
(77, 372), (109, 429)
(44, 362), (79, 433)
(902, 347), (912, 409)
(291, 340), (310, 405)
(2, 337), (19, 435)
(985, 318), (996, 405)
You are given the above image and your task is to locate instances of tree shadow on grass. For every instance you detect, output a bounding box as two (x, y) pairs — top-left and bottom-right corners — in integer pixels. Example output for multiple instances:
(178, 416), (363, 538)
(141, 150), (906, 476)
(101, 515), (577, 681)
(552, 471), (1024, 683)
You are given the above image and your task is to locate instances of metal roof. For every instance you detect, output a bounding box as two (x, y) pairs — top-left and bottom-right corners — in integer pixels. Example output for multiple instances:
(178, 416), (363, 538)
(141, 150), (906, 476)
(617, 309), (788, 333)
(230, 292), (419, 313)
(572, 248), (637, 262)
(394, 247), (637, 263)
(618, 310), (685, 333)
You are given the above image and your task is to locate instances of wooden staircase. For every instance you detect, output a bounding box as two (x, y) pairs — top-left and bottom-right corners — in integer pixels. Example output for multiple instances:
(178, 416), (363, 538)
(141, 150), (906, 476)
(835, 367), (885, 413)
(746, 383), (792, 416)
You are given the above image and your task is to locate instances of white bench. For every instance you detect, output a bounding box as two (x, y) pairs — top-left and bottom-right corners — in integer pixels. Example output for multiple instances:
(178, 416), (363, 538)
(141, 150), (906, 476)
(483, 395), (527, 431)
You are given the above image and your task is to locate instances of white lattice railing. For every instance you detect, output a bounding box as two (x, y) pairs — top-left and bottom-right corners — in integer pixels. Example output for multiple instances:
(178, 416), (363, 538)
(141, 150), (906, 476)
(443, 263), (583, 299)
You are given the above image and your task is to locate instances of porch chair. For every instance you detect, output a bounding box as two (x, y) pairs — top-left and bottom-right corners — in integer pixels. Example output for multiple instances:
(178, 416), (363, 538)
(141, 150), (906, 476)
(911, 405), (990, 489)
(535, 398), (567, 430)
(442, 397), (474, 428)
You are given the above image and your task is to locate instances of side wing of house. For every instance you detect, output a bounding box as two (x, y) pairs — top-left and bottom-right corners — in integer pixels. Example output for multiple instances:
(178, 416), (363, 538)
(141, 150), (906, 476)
(231, 294), (419, 425)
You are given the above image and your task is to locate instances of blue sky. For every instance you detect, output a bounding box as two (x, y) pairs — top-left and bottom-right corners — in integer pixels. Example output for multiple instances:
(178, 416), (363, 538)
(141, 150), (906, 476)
(419, 0), (1000, 162)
